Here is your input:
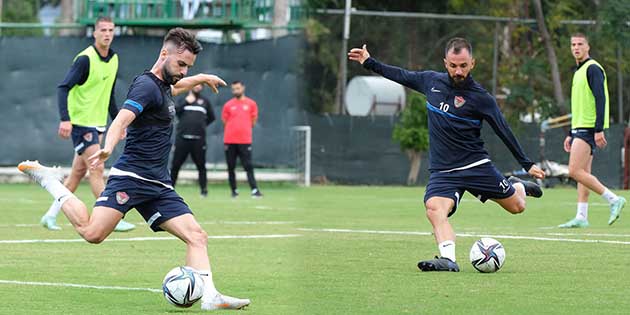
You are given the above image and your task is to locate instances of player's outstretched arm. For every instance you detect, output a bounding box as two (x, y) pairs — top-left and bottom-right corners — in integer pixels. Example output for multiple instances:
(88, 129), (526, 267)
(348, 44), (428, 92)
(481, 96), (544, 179)
(88, 109), (136, 169)
(172, 74), (227, 96)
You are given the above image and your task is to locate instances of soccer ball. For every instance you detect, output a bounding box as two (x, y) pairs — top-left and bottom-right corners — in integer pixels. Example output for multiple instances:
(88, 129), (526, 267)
(469, 238), (506, 273)
(162, 266), (205, 308)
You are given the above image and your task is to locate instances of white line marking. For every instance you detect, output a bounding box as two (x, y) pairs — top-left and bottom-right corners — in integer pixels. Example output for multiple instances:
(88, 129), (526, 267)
(0, 280), (160, 293)
(297, 228), (630, 245)
(460, 199), (610, 207)
(546, 232), (630, 238)
(0, 220), (296, 228)
(0, 234), (301, 244)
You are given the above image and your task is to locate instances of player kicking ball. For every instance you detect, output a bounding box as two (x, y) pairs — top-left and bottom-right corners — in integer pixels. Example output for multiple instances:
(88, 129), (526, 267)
(349, 38), (545, 272)
(19, 28), (249, 309)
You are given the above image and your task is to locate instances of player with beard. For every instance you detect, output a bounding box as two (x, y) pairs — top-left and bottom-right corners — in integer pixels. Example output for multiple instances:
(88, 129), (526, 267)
(348, 37), (546, 272)
(18, 28), (250, 309)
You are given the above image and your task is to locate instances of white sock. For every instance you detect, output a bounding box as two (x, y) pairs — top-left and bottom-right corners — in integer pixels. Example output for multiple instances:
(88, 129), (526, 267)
(438, 240), (456, 262)
(42, 179), (73, 206)
(44, 200), (63, 218)
(576, 202), (588, 220)
(601, 189), (620, 204)
(197, 269), (219, 300)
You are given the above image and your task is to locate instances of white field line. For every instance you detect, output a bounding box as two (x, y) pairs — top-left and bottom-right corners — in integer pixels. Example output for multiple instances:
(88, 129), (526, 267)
(0, 234), (301, 244)
(459, 199), (610, 207)
(545, 232), (630, 237)
(0, 220), (296, 228)
(297, 228), (630, 245)
(0, 279), (161, 293)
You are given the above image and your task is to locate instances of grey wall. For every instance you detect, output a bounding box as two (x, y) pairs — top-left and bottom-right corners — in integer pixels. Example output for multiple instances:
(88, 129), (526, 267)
(305, 114), (624, 189)
(0, 35), (303, 167)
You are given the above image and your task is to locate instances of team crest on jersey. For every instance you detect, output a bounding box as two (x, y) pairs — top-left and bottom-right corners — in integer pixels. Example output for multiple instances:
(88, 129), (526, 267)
(197, 99), (204, 105)
(116, 191), (130, 205)
(454, 96), (466, 108)
(243, 105), (249, 111)
(83, 133), (93, 142)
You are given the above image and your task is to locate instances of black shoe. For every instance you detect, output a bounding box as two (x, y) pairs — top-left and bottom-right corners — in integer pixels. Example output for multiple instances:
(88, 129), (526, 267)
(417, 256), (460, 272)
(231, 190), (239, 198)
(508, 176), (543, 198)
(251, 189), (263, 199)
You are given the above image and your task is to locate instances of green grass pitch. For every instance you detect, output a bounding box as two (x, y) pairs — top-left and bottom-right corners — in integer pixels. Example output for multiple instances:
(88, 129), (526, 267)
(0, 183), (629, 314)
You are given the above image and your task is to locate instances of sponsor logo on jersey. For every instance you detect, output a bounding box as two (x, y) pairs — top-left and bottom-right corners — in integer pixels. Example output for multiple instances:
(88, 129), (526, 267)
(83, 132), (93, 142)
(116, 191), (130, 205)
(454, 96), (466, 108)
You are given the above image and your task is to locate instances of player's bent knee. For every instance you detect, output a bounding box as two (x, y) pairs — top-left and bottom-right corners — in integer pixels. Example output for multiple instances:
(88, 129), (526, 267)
(508, 201), (526, 214)
(82, 230), (106, 244)
(425, 206), (448, 222)
(186, 228), (208, 248)
(567, 166), (584, 180)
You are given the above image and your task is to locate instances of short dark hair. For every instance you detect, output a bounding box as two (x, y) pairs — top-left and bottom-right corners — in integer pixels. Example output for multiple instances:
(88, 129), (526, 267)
(445, 37), (473, 57)
(231, 80), (244, 85)
(571, 32), (589, 43)
(164, 28), (203, 55)
(95, 16), (113, 27)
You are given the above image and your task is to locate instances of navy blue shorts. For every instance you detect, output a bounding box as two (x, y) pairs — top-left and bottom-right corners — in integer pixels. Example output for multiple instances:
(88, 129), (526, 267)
(94, 176), (193, 232)
(424, 162), (515, 217)
(71, 125), (104, 155)
(571, 128), (596, 155)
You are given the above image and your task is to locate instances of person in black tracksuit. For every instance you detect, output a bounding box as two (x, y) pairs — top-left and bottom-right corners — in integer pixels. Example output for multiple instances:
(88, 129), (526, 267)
(171, 84), (215, 196)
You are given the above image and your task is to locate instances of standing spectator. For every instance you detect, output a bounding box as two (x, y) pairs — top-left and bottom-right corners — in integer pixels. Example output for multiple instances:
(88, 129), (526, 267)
(171, 84), (215, 197)
(222, 81), (262, 198)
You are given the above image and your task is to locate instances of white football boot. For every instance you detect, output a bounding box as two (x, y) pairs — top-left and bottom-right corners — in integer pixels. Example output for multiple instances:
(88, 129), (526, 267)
(17, 160), (63, 187)
(200, 293), (251, 311)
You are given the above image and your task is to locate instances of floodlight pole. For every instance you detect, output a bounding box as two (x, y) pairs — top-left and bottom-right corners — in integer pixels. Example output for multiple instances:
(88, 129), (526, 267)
(492, 22), (499, 96)
(336, 0), (352, 114)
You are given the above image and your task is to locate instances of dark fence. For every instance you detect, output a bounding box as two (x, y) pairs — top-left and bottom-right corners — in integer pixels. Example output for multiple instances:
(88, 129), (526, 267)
(0, 35), (304, 167)
(304, 114), (624, 189)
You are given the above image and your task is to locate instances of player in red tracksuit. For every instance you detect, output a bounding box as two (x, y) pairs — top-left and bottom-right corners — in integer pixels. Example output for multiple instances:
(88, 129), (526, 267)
(222, 81), (262, 198)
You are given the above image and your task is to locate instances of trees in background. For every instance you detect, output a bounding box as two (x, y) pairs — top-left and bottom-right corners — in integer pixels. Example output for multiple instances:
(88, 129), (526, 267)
(303, 0), (629, 123)
(392, 93), (429, 185)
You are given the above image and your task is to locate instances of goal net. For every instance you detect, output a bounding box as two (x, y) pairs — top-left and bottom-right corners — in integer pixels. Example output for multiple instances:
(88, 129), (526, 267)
(291, 126), (311, 186)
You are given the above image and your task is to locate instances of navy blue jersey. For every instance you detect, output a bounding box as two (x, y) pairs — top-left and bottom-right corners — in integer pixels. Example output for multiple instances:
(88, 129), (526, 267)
(111, 71), (176, 186)
(363, 57), (534, 172)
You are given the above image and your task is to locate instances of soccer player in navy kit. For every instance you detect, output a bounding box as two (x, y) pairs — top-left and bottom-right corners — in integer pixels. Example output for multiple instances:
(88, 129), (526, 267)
(349, 38), (546, 272)
(18, 28), (250, 309)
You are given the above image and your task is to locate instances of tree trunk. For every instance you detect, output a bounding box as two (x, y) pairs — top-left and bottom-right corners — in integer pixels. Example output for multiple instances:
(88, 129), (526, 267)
(406, 150), (422, 185)
(532, 0), (566, 110)
(617, 42), (623, 124)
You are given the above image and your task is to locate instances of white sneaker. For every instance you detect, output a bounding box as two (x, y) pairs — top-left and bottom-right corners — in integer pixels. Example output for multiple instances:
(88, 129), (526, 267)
(17, 160), (63, 186)
(200, 293), (251, 311)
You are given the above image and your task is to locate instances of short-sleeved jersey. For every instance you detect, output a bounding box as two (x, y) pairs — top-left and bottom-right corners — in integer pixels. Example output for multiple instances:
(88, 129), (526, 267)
(110, 71), (176, 187)
(363, 57), (534, 173)
(222, 96), (258, 144)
